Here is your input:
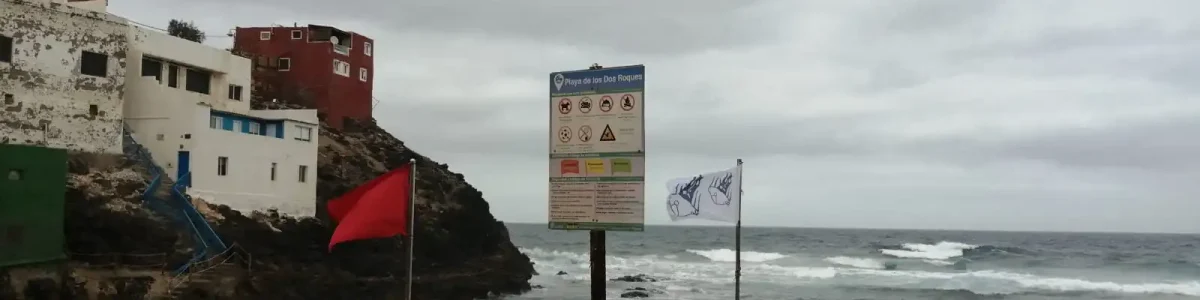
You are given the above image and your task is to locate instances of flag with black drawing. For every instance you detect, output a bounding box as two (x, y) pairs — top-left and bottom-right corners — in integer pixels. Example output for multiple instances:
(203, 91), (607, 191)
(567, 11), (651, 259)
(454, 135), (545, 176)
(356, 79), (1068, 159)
(665, 164), (742, 223)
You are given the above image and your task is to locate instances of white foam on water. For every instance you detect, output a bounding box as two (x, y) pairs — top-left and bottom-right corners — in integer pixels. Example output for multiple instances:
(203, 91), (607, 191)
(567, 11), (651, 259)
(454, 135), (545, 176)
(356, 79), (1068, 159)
(880, 241), (976, 260)
(686, 248), (786, 262)
(519, 247), (1200, 297)
(824, 256), (886, 269)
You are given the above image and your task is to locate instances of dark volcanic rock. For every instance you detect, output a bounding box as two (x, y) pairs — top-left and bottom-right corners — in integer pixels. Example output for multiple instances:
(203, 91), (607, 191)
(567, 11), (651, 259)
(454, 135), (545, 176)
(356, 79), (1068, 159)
(204, 101), (533, 299)
(54, 101), (536, 299)
(612, 274), (661, 282)
(620, 287), (664, 298)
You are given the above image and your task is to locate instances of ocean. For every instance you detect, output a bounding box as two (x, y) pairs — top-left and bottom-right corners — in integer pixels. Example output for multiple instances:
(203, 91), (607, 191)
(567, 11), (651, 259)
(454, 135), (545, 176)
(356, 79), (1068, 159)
(503, 223), (1200, 300)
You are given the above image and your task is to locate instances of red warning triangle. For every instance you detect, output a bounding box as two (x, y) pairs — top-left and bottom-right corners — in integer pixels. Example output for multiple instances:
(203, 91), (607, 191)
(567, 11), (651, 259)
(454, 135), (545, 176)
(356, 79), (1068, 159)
(599, 125), (616, 141)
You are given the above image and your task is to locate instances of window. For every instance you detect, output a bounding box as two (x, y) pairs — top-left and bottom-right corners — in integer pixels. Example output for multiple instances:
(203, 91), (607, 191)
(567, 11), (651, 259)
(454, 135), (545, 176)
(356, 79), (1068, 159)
(209, 116), (221, 128)
(259, 31), (271, 40)
(217, 157), (228, 176)
(88, 105), (98, 116)
(265, 123), (277, 137)
(298, 165), (308, 182)
(185, 68), (211, 94)
(6, 169), (23, 181)
(156, 133), (164, 141)
(270, 163), (277, 180)
(333, 60), (350, 77)
(80, 51), (108, 77)
(364, 42), (372, 57)
(359, 67), (369, 82)
(295, 125), (313, 141)
(228, 84), (243, 101)
(0, 35), (11, 63)
(278, 58), (291, 71)
(291, 30), (302, 39)
(167, 65), (179, 87)
(232, 120), (242, 132)
(3, 94), (12, 105)
(248, 122), (261, 134)
(141, 58), (162, 82)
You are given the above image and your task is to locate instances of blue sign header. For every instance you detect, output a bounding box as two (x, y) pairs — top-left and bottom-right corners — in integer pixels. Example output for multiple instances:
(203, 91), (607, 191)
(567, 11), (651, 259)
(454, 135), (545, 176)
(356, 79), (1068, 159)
(550, 65), (645, 96)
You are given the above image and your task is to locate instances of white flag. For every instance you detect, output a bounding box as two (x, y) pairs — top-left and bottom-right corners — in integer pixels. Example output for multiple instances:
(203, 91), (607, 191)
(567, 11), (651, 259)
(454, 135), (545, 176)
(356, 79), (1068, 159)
(665, 165), (741, 223)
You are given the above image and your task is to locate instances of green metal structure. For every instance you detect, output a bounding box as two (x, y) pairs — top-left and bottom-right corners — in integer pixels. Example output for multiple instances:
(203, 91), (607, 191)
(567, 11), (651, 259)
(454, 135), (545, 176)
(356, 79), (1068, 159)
(0, 144), (68, 268)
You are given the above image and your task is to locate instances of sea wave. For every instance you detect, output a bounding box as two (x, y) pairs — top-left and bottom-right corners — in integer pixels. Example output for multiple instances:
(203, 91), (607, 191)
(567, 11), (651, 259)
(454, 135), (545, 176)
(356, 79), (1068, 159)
(879, 241), (977, 260)
(685, 248), (786, 262)
(824, 256), (885, 269)
(519, 247), (1200, 297)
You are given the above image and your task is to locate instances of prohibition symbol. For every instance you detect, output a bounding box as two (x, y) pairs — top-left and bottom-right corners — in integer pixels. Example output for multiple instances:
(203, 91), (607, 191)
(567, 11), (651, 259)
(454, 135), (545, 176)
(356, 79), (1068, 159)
(557, 126), (572, 143)
(578, 125), (593, 142)
(620, 94), (636, 111)
(558, 98), (572, 114)
(599, 96), (614, 112)
(579, 97), (593, 114)
(599, 125), (616, 141)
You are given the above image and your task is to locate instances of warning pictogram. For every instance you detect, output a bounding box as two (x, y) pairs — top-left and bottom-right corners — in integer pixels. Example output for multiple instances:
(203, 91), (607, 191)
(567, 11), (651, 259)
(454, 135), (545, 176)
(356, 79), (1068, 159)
(578, 125), (592, 142)
(599, 125), (616, 141)
(599, 96), (613, 112)
(558, 98), (572, 114)
(620, 94), (636, 111)
(558, 126), (572, 143)
(579, 97), (593, 114)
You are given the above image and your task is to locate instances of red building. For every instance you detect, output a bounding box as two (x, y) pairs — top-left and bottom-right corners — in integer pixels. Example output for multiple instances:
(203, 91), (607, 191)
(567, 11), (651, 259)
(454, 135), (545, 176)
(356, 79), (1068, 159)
(232, 24), (374, 129)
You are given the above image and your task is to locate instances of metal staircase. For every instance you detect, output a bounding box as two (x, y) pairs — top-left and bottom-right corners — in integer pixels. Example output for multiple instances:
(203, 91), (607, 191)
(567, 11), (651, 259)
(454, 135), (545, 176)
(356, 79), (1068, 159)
(121, 123), (228, 275)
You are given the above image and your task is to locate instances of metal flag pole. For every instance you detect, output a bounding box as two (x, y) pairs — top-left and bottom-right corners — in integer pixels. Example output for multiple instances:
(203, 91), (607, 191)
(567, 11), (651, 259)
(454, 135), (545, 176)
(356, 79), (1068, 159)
(405, 158), (417, 300)
(735, 158), (743, 300)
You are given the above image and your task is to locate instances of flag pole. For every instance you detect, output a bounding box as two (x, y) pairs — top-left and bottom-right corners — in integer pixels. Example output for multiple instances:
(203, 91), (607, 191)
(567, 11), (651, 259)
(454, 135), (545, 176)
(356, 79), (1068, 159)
(405, 158), (417, 300)
(734, 158), (743, 300)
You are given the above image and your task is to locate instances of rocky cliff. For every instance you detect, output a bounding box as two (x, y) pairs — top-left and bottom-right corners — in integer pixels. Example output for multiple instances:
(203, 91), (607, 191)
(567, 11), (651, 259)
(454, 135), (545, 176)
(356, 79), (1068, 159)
(9, 109), (535, 299)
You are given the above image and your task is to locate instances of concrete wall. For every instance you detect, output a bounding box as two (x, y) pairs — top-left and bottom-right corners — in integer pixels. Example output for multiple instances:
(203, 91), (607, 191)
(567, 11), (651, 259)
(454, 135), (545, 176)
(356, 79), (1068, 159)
(125, 26), (252, 114)
(120, 26), (318, 216)
(232, 26), (375, 129)
(188, 107), (320, 217)
(0, 0), (128, 154)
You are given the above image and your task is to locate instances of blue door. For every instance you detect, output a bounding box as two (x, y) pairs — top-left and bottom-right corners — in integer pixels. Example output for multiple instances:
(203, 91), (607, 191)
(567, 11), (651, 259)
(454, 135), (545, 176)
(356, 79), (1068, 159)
(177, 151), (190, 185)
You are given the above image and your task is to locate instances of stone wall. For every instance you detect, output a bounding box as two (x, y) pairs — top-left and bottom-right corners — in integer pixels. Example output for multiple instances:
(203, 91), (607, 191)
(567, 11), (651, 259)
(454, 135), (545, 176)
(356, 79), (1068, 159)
(0, 0), (129, 154)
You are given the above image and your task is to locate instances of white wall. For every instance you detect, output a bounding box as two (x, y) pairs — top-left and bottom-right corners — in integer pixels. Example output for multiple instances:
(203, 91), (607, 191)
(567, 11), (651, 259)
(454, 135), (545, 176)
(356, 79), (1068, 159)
(24, 0), (107, 13)
(123, 76), (198, 175)
(120, 23), (318, 217)
(126, 26), (252, 114)
(0, 0), (128, 154)
(188, 108), (320, 217)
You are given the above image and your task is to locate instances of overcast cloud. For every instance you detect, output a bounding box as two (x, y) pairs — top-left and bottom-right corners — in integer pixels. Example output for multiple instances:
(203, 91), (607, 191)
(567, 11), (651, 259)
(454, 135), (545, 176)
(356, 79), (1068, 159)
(112, 0), (1200, 233)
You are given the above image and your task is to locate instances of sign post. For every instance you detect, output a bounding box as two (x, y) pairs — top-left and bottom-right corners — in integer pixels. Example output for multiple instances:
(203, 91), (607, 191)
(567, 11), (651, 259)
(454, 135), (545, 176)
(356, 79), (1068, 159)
(548, 64), (646, 299)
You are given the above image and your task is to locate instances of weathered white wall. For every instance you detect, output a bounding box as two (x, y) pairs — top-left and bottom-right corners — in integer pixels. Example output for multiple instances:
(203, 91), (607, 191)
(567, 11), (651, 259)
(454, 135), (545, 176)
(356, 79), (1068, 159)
(119, 27), (319, 217)
(25, 0), (106, 13)
(125, 26), (252, 114)
(0, 0), (128, 154)
(188, 108), (320, 217)
(123, 76), (197, 173)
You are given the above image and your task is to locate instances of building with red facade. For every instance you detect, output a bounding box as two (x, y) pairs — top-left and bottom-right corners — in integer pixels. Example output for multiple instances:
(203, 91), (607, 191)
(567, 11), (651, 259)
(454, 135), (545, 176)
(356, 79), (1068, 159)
(231, 24), (374, 129)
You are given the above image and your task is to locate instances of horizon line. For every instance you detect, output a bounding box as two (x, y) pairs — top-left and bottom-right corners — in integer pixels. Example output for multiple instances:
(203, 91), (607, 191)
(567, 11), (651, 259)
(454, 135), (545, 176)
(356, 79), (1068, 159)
(501, 221), (1200, 235)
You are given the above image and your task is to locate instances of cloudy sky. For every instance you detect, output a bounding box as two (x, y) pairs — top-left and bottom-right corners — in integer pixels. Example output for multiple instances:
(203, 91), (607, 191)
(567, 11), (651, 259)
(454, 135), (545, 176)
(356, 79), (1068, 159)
(111, 0), (1200, 234)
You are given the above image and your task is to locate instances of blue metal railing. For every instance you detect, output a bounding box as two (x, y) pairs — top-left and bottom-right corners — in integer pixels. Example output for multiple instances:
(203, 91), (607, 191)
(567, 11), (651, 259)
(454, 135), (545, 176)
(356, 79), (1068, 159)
(121, 124), (227, 275)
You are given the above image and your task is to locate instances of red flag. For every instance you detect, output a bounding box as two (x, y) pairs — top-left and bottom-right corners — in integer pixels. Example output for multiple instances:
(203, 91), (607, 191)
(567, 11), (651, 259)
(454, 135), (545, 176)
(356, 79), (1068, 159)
(327, 163), (413, 252)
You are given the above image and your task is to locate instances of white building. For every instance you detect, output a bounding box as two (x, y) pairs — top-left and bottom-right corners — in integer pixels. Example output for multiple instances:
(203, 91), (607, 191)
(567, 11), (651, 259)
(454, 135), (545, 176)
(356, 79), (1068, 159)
(0, 0), (128, 153)
(122, 26), (320, 217)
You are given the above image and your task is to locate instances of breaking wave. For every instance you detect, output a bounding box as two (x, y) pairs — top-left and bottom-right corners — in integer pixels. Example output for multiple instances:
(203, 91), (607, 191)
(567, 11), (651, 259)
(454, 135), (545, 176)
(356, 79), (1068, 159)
(879, 241), (977, 260)
(686, 249), (786, 262)
(520, 247), (1200, 298)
